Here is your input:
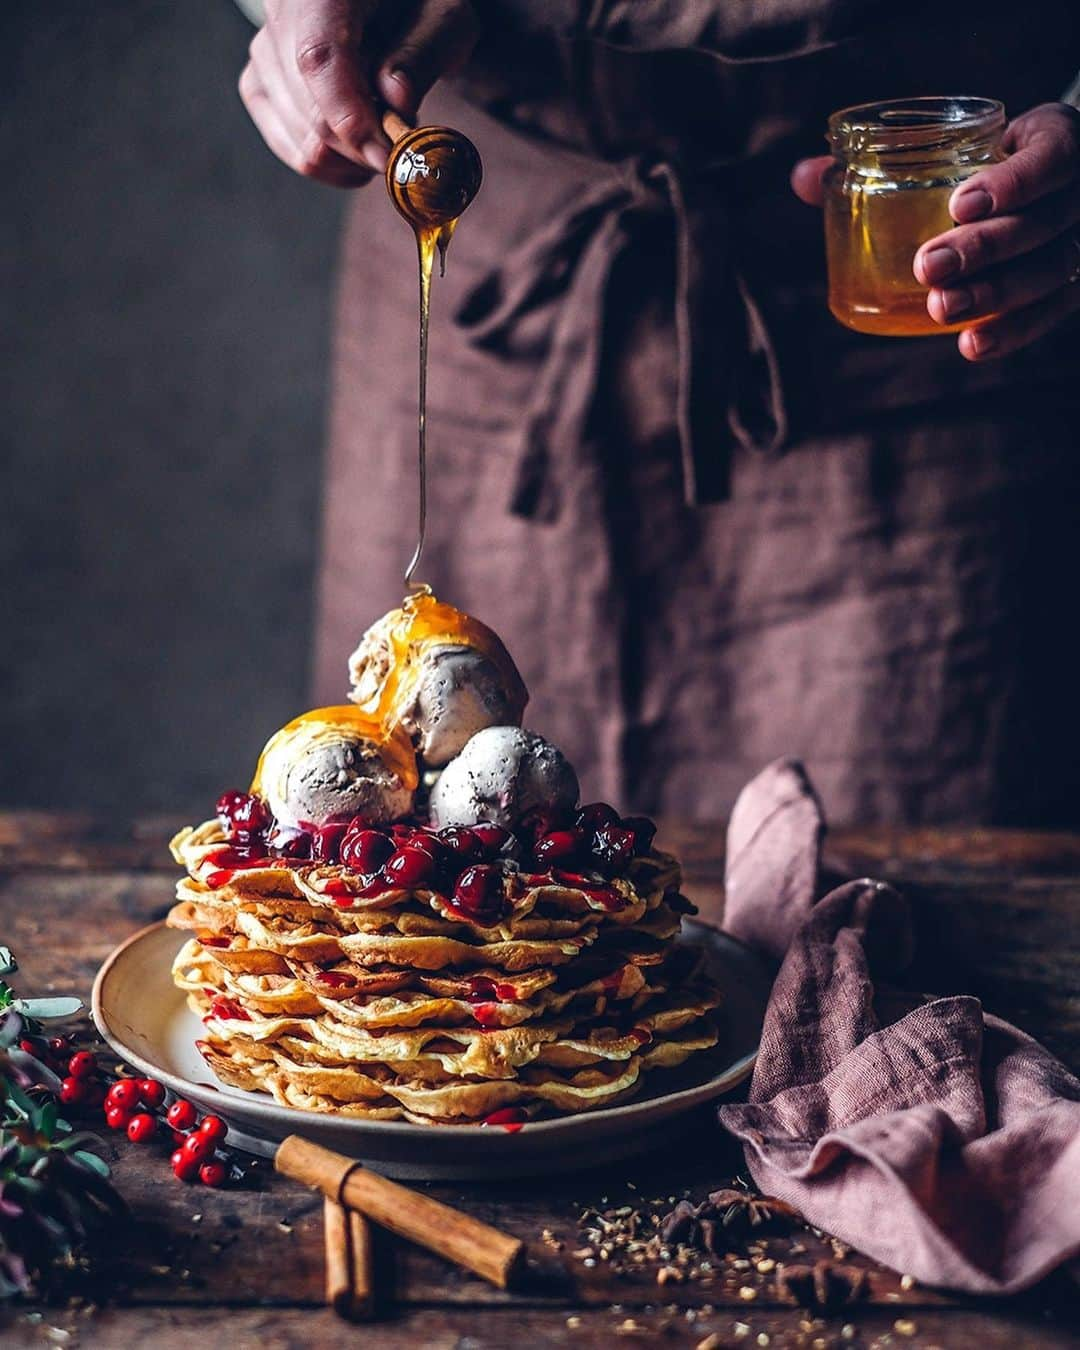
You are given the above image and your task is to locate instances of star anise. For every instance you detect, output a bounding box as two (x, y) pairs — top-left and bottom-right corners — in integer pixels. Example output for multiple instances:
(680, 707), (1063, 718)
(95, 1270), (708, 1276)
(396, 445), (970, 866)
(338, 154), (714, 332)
(778, 1260), (867, 1313)
(659, 1188), (801, 1251)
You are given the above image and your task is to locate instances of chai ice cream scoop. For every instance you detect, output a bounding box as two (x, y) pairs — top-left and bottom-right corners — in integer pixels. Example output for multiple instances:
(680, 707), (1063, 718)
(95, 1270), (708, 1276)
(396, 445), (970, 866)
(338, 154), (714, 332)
(429, 726), (579, 830)
(253, 708), (416, 829)
(348, 595), (528, 768)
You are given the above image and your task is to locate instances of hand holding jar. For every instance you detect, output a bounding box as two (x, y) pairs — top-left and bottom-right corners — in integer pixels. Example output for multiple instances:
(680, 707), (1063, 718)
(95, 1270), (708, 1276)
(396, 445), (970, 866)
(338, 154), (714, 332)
(793, 100), (1080, 359)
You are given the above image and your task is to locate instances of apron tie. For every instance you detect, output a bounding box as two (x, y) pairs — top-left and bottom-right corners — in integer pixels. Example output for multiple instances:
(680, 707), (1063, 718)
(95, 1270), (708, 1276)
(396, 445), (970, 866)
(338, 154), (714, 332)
(455, 153), (789, 521)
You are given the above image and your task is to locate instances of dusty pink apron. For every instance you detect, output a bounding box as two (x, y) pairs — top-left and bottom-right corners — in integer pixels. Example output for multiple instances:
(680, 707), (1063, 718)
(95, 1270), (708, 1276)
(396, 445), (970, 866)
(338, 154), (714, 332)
(315, 1), (1080, 825)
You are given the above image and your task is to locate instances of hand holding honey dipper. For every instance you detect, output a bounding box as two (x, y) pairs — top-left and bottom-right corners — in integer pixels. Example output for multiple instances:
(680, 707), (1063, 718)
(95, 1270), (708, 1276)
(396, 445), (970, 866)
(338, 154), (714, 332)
(792, 100), (1080, 360)
(239, 0), (479, 185)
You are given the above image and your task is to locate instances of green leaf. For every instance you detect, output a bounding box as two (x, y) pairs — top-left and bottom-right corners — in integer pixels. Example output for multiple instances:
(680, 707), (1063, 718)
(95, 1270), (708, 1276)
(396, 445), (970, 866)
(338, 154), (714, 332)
(0, 950), (16, 976)
(11, 998), (82, 1020)
(70, 1150), (109, 1178)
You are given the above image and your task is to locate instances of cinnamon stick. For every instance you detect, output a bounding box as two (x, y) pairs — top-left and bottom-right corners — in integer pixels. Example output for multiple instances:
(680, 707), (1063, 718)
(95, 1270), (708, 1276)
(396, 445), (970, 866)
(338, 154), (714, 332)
(276, 1135), (524, 1290)
(324, 1196), (374, 1320)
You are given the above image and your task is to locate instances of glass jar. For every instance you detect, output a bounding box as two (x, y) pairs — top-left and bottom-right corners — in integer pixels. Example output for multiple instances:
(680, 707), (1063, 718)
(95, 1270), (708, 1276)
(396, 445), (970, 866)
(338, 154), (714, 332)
(824, 96), (1006, 337)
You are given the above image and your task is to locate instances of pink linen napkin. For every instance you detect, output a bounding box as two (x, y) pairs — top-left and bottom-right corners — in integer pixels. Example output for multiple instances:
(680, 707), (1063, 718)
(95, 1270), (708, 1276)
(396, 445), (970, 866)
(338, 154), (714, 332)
(718, 760), (1080, 1295)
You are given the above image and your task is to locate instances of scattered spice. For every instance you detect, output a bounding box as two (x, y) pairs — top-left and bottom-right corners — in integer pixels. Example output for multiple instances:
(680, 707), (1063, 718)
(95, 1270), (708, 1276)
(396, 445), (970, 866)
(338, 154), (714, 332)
(777, 1260), (868, 1314)
(660, 1189), (800, 1251)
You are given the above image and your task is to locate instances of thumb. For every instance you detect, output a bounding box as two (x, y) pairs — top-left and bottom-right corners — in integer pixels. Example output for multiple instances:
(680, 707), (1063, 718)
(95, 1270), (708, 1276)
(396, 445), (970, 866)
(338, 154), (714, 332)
(790, 155), (832, 207)
(377, 0), (479, 119)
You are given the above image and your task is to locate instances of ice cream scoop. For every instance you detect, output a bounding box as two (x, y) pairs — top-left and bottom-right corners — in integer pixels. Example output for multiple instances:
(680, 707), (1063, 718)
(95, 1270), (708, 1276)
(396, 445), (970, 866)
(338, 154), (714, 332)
(251, 707), (416, 830)
(349, 593), (528, 768)
(428, 726), (579, 831)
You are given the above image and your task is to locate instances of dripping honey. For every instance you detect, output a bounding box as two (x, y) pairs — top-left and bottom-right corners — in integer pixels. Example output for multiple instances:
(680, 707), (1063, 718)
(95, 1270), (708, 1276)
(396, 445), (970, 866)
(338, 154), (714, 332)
(384, 124), (481, 588)
(824, 97), (1005, 337)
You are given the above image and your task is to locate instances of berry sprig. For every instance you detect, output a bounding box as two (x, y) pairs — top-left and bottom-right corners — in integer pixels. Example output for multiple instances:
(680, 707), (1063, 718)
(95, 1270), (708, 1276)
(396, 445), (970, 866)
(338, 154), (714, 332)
(99, 1074), (240, 1188)
(52, 1043), (251, 1191)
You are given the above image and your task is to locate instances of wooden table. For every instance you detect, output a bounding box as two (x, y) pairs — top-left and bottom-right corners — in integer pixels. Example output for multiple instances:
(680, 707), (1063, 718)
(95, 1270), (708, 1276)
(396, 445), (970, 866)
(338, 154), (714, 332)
(1, 813), (1078, 1349)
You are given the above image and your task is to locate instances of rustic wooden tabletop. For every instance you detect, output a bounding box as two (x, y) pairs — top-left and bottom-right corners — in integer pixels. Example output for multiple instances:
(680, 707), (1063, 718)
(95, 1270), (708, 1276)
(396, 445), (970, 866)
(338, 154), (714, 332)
(1, 813), (1078, 1349)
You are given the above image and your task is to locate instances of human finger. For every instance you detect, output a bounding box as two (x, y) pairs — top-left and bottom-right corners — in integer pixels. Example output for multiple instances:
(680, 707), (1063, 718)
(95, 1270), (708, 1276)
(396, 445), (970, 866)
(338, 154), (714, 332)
(955, 278), (1080, 360)
(927, 230), (1080, 324)
(949, 102), (1080, 224)
(270, 0), (387, 171)
(914, 183), (1080, 287)
(375, 0), (480, 119)
(239, 61), (374, 187)
(790, 155), (832, 207)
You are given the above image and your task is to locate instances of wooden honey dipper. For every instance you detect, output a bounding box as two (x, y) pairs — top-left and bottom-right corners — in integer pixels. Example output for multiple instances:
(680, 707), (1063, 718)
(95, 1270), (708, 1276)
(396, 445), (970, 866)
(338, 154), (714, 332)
(381, 109), (483, 230)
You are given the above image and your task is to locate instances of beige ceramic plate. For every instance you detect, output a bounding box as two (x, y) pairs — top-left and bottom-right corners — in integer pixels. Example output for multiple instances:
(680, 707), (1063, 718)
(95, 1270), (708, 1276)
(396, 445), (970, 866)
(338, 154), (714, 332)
(93, 919), (770, 1179)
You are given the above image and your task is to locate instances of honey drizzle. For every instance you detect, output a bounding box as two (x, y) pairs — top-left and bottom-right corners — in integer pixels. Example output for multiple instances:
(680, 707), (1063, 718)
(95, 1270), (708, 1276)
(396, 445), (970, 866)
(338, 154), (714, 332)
(250, 705), (419, 796)
(405, 218), (459, 592)
(357, 590), (527, 743)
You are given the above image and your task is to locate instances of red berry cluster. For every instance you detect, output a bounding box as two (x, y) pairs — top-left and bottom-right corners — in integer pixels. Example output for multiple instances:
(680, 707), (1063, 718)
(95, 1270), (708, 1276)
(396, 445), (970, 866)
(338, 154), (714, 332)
(212, 791), (657, 921)
(103, 1079), (232, 1187)
(20, 1034), (108, 1109)
(522, 802), (656, 876)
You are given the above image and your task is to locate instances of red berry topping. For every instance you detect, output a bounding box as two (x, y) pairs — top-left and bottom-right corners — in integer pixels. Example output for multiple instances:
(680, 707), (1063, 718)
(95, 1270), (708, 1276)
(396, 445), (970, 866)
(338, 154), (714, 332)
(520, 806), (573, 843)
(138, 1078), (166, 1108)
(315, 970), (355, 988)
(181, 1131), (214, 1163)
(217, 791), (271, 841)
(18, 1039), (38, 1056)
(171, 1148), (199, 1182)
(472, 1002), (501, 1026)
(438, 827), (485, 863)
(215, 789), (246, 828)
(534, 829), (582, 868)
(621, 815), (657, 855)
(67, 1051), (97, 1079)
(208, 996), (251, 1022)
(465, 976), (497, 1002)
(469, 823), (513, 856)
(127, 1112), (157, 1144)
(269, 828), (312, 859)
(311, 822), (349, 863)
(451, 865), (508, 923)
(106, 1105), (133, 1131)
(629, 1026), (653, 1045)
(167, 1099), (198, 1132)
(591, 823), (636, 873)
(340, 827), (394, 875)
(106, 1079), (142, 1112)
(48, 1036), (69, 1056)
(198, 1115), (228, 1144)
(577, 802), (619, 832)
(199, 1161), (228, 1188)
(481, 1106), (527, 1132)
(59, 1076), (86, 1106)
(384, 845), (437, 889)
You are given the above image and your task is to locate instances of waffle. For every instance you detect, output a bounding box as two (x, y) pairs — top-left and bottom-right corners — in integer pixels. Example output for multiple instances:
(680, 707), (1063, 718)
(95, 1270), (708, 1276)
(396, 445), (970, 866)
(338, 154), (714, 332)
(168, 821), (721, 1123)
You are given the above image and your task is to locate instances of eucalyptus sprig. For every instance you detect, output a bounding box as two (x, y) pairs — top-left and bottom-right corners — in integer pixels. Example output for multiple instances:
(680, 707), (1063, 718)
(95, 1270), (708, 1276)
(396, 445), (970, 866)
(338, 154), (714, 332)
(0, 949), (122, 1298)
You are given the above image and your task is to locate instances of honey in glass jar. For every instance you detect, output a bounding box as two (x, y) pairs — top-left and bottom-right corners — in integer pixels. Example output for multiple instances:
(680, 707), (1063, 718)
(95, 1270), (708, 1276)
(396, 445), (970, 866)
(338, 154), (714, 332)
(824, 96), (1006, 336)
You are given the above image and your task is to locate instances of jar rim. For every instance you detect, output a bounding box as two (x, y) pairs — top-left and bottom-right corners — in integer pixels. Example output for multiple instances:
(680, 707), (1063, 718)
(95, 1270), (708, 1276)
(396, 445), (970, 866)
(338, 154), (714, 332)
(828, 96), (1005, 154)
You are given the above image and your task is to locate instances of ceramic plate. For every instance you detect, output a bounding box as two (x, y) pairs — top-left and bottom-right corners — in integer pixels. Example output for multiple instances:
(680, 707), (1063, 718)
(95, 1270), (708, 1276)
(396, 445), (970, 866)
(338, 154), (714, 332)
(92, 919), (771, 1179)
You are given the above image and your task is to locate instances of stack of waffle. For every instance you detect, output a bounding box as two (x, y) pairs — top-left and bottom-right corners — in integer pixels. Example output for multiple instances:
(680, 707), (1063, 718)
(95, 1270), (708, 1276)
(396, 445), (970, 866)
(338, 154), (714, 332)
(168, 822), (721, 1125)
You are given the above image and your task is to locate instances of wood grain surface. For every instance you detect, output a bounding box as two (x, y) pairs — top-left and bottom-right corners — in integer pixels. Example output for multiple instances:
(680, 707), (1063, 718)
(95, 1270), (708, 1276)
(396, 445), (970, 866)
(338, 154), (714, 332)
(0, 812), (1078, 1348)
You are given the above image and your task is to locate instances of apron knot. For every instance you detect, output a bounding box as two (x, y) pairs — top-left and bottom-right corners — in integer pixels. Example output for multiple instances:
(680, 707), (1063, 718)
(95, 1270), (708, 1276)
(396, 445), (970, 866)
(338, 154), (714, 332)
(455, 152), (789, 521)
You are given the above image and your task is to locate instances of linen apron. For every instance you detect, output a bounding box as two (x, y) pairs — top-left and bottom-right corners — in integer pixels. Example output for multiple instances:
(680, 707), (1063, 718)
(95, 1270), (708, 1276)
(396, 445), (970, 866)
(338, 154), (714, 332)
(315, 1), (1080, 825)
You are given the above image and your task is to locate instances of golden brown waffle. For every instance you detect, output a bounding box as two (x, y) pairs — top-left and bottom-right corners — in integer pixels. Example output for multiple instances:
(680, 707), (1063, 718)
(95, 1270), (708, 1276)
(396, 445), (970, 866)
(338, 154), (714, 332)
(169, 818), (721, 1123)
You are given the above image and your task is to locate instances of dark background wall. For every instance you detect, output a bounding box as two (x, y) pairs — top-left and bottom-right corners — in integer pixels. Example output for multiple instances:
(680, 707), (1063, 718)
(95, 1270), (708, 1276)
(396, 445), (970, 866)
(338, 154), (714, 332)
(1, 1), (344, 815)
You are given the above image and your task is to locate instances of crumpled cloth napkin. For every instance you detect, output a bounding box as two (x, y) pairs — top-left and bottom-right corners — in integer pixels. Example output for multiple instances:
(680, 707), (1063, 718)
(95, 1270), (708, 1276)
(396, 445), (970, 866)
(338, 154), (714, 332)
(717, 759), (1080, 1295)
